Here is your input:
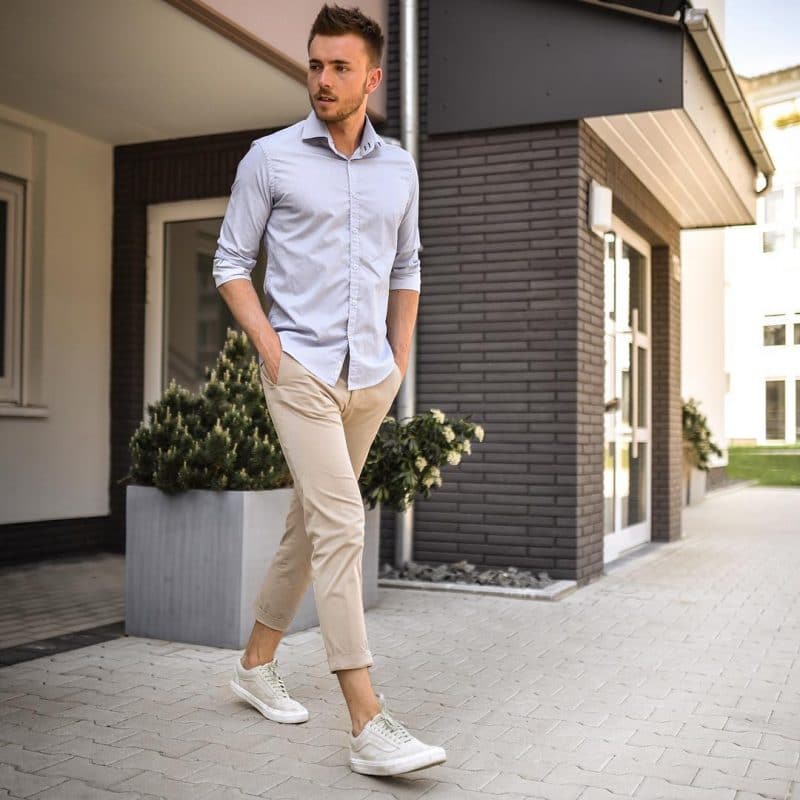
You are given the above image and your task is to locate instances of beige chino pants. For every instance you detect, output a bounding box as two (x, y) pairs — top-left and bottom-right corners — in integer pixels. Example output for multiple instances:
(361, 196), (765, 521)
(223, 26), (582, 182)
(254, 349), (403, 672)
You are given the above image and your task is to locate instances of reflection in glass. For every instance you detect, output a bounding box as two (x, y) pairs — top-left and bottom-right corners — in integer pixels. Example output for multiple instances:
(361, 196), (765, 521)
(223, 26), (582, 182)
(796, 380), (800, 440)
(604, 442), (615, 535)
(637, 346), (647, 427)
(604, 233), (616, 320)
(765, 380), (785, 441)
(163, 217), (267, 393)
(628, 443), (646, 527)
(620, 334), (631, 427)
(763, 230), (785, 252)
(618, 442), (630, 529)
(0, 199), (6, 377)
(624, 242), (647, 333)
(763, 324), (786, 346)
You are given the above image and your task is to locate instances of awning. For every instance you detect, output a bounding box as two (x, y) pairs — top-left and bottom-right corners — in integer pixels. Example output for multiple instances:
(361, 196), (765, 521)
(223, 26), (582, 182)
(0, 0), (310, 144)
(584, 6), (773, 228)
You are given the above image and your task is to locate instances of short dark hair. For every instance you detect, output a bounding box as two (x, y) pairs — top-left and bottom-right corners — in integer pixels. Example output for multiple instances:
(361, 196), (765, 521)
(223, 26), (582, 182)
(308, 4), (384, 66)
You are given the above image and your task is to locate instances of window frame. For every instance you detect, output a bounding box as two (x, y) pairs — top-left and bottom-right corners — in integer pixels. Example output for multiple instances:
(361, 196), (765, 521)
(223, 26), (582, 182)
(760, 184), (800, 253)
(0, 173), (26, 405)
(765, 379), (786, 442)
(763, 322), (786, 347)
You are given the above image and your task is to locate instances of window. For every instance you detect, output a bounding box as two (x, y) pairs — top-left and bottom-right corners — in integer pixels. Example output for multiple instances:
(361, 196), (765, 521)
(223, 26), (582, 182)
(762, 190), (784, 252)
(765, 380), (785, 441)
(760, 187), (800, 252)
(795, 322), (800, 345)
(795, 188), (800, 249)
(797, 380), (800, 441)
(0, 174), (25, 405)
(763, 230), (785, 252)
(763, 324), (786, 346)
(764, 190), (783, 224)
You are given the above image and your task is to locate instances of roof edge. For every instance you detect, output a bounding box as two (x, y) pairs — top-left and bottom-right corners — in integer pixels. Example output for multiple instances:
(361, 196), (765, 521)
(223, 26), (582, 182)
(162, 0), (307, 84)
(683, 7), (775, 180)
(578, 0), (683, 27)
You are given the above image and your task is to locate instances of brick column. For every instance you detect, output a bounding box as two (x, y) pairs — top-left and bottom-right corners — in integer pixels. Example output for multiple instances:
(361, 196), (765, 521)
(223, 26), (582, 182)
(650, 246), (683, 541)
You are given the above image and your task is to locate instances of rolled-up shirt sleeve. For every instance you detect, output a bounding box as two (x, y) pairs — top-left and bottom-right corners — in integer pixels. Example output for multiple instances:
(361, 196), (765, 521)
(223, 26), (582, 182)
(212, 141), (272, 288)
(389, 161), (421, 293)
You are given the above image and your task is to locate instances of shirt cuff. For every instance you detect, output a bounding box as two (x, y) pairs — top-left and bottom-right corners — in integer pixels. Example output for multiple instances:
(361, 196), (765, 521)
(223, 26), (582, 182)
(389, 271), (421, 292)
(212, 262), (253, 289)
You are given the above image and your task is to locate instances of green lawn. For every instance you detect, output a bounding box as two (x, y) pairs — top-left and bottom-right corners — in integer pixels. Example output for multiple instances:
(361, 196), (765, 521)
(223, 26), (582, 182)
(727, 445), (800, 487)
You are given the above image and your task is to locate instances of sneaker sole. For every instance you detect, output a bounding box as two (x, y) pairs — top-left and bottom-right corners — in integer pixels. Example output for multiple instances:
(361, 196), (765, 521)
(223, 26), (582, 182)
(229, 679), (309, 724)
(349, 747), (447, 776)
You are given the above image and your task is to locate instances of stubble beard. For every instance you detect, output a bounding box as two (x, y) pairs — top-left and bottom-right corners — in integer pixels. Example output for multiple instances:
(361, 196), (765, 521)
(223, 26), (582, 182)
(310, 77), (369, 123)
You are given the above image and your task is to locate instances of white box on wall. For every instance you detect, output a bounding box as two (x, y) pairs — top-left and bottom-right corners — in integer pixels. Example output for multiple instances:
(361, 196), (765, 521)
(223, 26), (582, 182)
(589, 180), (613, 237)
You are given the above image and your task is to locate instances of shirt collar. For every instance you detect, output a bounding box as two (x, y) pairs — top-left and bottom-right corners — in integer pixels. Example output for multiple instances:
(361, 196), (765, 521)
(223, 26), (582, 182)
(301, 110), (384, 158)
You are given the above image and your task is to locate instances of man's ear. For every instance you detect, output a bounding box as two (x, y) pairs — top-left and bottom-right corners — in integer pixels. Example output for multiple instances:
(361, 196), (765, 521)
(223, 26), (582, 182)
(366, 65), (383, 95)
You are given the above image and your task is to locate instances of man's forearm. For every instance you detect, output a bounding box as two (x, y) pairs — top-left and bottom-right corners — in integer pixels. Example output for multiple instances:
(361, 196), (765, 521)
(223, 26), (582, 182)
(386, 288), (419, 376)
(217, 278), (281, 374)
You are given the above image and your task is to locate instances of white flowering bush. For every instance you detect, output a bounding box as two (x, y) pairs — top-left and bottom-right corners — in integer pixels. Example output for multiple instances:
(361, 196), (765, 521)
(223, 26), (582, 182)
(360, 407), (485, 512)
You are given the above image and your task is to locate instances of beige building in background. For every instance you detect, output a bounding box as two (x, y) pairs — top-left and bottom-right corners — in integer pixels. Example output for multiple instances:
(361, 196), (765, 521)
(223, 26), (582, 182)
(682, 0), (799, 485)
(725, 65), (800, 445)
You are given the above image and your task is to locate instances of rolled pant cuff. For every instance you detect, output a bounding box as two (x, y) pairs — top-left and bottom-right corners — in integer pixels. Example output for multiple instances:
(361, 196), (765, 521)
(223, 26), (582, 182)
(253, 607), (290, 632)
(328, 650), (374, 673)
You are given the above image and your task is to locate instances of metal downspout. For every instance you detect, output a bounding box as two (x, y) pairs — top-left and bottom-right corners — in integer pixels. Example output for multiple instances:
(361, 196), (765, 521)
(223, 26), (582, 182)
(395, 0), (418, 569)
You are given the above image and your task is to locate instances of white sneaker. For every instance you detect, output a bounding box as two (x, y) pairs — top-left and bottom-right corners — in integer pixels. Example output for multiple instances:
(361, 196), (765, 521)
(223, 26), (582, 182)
(349, 693), (447, 776)
(229, 655), (309, 724)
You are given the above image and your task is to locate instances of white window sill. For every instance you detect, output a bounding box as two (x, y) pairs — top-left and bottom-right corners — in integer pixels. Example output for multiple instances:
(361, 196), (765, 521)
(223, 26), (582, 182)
(0, 404), (49, 418)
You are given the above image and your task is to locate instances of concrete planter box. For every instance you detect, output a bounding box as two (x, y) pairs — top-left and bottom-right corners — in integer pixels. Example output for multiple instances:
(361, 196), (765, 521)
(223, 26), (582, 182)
(682, 463), (708, 506)
(125, 485), (381, 649)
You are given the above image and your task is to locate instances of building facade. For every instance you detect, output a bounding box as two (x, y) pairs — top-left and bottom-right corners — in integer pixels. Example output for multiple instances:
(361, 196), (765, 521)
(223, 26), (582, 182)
(725, 66), (800, 446)
(1, 0), (769, 585)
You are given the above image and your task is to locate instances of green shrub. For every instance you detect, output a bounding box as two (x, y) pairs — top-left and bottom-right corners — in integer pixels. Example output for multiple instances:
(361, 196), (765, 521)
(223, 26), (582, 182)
(124, 329), (484, 510)
(682, 397), (722, 471)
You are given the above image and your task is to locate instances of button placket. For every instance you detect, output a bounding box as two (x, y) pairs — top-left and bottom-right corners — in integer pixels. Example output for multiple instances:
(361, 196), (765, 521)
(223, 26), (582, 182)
(346, 160), (361, 387)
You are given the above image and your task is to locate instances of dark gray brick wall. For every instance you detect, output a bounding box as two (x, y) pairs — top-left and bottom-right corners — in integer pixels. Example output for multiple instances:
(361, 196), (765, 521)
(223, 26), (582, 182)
(379, 0), (683, 577)
(379, 122), (600, 583)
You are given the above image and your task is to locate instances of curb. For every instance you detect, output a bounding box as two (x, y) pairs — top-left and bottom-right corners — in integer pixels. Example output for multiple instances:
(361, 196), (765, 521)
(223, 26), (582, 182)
(378, 578), (578, 601)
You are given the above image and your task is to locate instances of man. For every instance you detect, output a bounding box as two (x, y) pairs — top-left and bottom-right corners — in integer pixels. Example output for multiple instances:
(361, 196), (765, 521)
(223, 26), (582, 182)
(212, 3), (446, 778)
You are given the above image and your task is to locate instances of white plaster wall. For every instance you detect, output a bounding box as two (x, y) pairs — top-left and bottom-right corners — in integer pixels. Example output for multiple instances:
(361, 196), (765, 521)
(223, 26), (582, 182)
(724, 66), (800, 445)
(681, 227), (728, 463)
(0, 103), (112, 523)
(203, 0), (388, 119)
(725, 216), (800, 444)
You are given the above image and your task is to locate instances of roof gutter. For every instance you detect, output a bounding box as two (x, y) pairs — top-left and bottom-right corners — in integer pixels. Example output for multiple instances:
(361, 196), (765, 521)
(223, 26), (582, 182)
(683, 7), (775, 193)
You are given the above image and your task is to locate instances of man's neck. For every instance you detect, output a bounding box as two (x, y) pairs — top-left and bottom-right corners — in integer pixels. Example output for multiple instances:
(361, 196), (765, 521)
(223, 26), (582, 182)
(325, 111), (367, 158)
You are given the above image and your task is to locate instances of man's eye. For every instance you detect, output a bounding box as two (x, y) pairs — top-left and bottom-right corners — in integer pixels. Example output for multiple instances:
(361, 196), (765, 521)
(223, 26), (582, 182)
(337, 65), (348, 71)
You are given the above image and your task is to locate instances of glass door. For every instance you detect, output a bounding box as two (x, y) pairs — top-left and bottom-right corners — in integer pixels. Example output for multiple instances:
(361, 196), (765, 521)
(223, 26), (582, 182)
(603, 218), (651, 563)
(144, 198), (267, 409)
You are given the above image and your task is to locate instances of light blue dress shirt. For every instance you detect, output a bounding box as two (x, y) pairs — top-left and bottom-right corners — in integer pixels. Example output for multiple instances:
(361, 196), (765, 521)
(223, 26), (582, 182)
(212, 110), (421, 390)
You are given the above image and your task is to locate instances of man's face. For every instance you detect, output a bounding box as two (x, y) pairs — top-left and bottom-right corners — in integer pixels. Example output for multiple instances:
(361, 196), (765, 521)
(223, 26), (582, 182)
(307, 33), (381, 123)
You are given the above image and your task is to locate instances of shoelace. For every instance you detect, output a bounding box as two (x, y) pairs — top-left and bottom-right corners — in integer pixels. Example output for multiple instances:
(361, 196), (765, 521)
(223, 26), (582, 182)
(373, 704), (414, 745)
(255, 661), (289, 698)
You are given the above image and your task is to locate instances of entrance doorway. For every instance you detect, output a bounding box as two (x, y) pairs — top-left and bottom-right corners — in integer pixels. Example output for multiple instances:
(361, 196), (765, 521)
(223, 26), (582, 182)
(603, 217), (652, 563)
(144, 198), (266, 410)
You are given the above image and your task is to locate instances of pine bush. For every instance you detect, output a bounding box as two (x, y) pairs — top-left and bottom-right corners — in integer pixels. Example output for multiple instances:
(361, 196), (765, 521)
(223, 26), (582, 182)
(126, 329), (290, 493)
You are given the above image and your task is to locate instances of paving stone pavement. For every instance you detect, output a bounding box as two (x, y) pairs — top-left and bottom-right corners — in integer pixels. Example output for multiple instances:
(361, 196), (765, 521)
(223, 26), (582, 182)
(0, 485), (798, 799)
(0, 553), (124, 650)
